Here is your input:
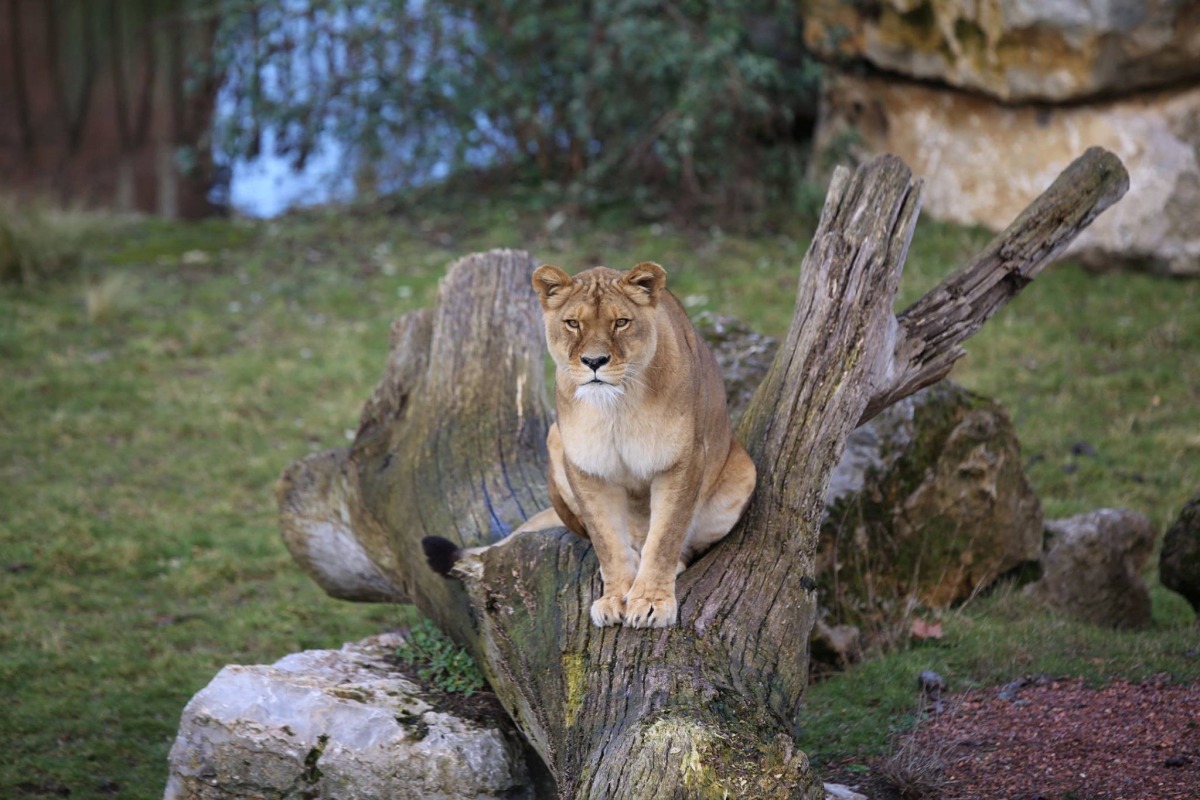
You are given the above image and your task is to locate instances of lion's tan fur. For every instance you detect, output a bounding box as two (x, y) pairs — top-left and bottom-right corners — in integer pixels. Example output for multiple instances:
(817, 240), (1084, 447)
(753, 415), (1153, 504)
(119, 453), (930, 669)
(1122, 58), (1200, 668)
(526, 262), (756, 628)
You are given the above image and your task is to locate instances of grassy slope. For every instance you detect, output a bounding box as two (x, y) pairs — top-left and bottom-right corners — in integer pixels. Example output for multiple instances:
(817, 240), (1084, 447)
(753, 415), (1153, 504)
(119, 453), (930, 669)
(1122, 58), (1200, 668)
(0, 195), (1197, 797)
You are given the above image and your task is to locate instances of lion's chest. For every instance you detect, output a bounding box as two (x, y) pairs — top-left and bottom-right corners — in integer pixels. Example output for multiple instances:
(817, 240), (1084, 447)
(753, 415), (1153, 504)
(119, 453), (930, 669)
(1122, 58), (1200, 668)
(561, 408), (685, 489)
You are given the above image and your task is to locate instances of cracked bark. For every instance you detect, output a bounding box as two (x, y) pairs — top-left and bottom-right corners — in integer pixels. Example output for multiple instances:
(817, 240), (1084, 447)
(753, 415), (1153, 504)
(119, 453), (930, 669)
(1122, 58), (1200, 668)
(277, 149), (1128, 798)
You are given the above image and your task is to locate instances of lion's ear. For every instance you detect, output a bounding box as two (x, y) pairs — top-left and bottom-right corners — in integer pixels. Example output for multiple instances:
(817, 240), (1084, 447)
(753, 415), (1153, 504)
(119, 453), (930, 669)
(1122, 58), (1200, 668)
(621, 262), (666, 307)
(532, 264), (573, 310)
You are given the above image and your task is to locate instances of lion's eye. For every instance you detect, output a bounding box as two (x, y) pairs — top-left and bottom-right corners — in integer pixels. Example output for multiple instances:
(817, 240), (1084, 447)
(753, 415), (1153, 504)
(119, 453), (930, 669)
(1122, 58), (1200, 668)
(614, 318), (630, 330)
(565, 319), (580, 330)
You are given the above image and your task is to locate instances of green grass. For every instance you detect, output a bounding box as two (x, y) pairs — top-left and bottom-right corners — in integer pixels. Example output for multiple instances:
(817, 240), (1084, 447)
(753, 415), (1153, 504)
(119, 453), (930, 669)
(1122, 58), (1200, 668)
(1, 190), (1197, 797)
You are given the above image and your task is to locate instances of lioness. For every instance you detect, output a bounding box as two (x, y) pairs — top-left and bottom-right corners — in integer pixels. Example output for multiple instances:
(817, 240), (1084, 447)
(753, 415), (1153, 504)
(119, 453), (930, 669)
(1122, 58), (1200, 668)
(425, 262), (755, 628)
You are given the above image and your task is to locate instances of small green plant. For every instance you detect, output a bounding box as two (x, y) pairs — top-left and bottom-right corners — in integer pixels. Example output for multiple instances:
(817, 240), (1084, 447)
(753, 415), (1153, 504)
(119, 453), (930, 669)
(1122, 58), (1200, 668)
(396, 619), (486, 696)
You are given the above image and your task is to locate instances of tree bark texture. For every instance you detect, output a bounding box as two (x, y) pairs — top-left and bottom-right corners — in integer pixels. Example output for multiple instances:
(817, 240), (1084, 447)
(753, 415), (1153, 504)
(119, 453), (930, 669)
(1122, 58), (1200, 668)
(277, 149), (1128, 798)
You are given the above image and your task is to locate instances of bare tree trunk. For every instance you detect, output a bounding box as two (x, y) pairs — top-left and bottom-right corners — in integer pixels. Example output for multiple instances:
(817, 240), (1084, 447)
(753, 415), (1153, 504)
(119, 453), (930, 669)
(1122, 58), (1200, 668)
(277, 149), (1128, 798)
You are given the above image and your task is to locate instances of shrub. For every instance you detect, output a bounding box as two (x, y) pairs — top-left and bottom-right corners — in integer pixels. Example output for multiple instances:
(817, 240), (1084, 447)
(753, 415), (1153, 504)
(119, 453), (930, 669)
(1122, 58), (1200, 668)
(212, 0), (820, 216)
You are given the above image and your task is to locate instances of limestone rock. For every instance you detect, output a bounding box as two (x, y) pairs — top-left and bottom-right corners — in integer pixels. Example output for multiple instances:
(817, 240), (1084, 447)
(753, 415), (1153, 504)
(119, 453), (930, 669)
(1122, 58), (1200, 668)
(820, 381), (1043, 622)
(824, 783), (869, 800)
(1160, 494), (1200, 617)
(812, 72), (1200, 277)
(164, 634), (533, 800)
(1031, 509), (1156, 629)
(802, 0), (1200, 102)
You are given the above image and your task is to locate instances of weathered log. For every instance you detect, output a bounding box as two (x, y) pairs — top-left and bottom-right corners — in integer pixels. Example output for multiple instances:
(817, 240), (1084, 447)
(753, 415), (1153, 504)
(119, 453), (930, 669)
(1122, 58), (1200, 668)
(277, 148), (1127, 798)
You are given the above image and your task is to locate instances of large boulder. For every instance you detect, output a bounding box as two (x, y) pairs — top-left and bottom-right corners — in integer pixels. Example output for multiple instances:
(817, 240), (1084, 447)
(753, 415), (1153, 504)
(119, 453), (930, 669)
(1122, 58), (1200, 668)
(697, 318), (1044, 634)
(820, 381), (1044, 623)
(1160, 494), (1200, 617)
(164, 634), (534, 800)
(811, 72), (1200, 277)
(802, 0), (1200, 103)
(1030, 509), (1156, 629)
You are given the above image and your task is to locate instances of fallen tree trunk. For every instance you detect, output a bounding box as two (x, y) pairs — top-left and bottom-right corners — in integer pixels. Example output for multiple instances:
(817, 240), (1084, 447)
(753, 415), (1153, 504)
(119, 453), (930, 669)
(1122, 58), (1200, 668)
(277, 149), (1128, 798)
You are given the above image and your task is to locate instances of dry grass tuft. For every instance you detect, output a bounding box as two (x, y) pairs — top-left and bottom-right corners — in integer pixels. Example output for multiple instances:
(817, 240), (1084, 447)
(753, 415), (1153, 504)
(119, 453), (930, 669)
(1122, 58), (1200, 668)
(0, 195), (100, 284)
(875, 721), (953, 800)
(85, 271), (139, 324)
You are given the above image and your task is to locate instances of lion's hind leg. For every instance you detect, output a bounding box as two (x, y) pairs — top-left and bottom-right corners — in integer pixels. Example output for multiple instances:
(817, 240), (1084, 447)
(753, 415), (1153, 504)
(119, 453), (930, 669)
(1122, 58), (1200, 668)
(680, 441), (757, 568)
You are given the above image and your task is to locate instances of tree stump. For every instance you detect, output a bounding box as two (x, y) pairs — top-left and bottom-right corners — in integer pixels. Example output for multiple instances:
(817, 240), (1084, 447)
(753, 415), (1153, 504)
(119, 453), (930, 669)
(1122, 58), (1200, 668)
(277, 149), (1128, 798)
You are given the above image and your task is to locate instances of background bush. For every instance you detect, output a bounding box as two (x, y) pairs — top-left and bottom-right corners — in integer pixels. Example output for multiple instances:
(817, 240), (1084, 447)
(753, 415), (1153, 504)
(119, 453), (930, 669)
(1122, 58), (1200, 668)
(212, 0), (820, 218)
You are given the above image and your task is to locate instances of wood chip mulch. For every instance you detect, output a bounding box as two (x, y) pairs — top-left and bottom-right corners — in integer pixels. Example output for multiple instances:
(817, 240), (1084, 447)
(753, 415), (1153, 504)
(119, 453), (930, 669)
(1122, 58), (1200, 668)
(898, 676), (1200, 800)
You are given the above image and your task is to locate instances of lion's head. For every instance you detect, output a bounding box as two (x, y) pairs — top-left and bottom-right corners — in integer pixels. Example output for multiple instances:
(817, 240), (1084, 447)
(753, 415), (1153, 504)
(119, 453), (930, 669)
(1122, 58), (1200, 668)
(532, 262), (667, 409)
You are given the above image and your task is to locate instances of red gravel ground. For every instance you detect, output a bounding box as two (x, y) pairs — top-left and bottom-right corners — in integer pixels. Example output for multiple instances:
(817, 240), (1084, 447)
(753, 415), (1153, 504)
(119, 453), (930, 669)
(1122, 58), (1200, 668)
(898, 676), (1200, 800)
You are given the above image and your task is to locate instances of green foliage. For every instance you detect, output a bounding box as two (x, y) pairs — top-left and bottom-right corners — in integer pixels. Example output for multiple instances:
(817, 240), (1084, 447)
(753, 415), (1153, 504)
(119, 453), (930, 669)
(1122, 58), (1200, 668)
(396, 619), (486, 696)
(211, 0), (819, 216)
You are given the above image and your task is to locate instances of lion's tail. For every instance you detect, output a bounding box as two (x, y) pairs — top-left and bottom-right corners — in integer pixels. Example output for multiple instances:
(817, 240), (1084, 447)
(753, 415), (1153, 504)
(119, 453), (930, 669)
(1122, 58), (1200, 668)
(420, 536), (464, 576)
(421, 507), (565, 577)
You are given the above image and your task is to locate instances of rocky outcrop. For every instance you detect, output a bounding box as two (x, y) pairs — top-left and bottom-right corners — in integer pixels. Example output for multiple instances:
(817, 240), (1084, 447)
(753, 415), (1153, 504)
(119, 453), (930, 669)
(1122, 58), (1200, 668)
(1030, 509), (1156, 629)
(811, 73), (1200, 277)
(820, 381), (1043, 621)
(164, 634), (534, 800)
(803, 0), (1200, 277)
(802, 0), (1200, 103)
(1160, 494), (1200, 617)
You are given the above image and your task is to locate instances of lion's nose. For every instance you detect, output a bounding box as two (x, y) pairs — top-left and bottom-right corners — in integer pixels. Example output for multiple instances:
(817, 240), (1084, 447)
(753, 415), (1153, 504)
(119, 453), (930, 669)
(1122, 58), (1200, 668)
(581, 355), (610, 371)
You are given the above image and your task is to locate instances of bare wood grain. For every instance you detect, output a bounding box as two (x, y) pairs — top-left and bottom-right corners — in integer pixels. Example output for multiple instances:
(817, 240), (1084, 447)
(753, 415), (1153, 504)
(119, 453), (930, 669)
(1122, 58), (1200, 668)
(861, 147), (1130, 423)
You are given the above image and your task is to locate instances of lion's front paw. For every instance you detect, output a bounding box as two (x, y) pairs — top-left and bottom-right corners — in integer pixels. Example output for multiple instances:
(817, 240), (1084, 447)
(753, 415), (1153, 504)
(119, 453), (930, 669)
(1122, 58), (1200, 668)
(590, 594), (626, 627)
(623, 587), (677, 628)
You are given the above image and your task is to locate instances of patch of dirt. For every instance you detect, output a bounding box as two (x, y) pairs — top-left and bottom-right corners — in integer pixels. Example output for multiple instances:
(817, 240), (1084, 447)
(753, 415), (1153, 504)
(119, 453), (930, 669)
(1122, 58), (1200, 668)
(835, 676), (1200, 799)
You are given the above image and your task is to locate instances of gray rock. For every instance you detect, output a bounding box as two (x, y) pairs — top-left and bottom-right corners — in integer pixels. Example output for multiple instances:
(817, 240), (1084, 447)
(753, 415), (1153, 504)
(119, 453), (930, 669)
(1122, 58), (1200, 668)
(692, 311), (778, 422)
(819, 381), (1044, 619)
(811, 72), (1200, 278)
(918, 670), (946, 714)
(695, 318), (1044, 643)
(1031, 509), (1157, 629)
(1160, 494), (1200, 617)
(802, 0), (1200, 103)
(824, 783), (869, 800)
(164, 633), (533, 800)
